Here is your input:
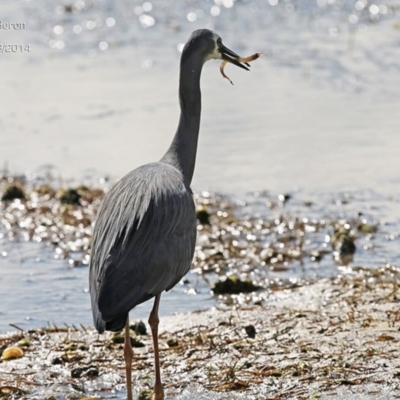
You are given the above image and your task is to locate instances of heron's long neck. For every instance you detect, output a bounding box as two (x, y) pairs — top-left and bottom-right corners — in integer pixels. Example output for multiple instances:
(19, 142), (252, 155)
(161, 58), (202, 186)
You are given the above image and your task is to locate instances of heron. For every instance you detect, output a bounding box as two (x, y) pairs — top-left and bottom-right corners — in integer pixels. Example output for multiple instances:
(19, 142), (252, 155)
(89, 29), (253, 400)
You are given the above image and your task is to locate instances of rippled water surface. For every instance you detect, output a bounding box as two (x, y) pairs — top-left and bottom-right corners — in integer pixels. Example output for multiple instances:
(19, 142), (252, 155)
(1, 0), (400, 336)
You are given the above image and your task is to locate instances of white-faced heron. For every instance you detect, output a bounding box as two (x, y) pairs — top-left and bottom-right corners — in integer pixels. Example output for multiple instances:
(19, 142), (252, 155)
(89, 29), (254, 400)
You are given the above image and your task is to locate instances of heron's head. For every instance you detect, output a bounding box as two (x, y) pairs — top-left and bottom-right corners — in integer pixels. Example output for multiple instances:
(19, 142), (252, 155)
(182, 29), (250, 72)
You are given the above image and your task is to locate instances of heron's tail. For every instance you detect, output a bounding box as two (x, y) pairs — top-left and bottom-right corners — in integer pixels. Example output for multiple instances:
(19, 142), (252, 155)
(91, 291), (127, 332)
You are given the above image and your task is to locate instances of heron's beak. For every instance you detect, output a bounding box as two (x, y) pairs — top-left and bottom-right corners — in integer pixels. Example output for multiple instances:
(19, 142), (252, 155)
(218, 43), (250, 71)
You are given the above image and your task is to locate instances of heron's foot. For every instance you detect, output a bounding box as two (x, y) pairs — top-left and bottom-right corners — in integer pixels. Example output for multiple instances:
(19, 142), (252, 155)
(151, 386), (164, 400)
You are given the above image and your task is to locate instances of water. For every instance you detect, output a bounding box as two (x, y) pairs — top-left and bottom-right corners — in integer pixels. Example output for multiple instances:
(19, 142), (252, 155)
(1, 0), (400, 334)
(0, 237), (215, 332)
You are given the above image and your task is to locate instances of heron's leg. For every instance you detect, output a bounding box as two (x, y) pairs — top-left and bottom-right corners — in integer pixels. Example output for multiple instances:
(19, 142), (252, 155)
(149, 294), (164, 400)
(124, 317), (134, 400)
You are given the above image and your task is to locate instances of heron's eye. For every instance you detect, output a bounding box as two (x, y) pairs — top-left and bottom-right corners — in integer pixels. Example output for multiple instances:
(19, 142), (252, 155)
(217, 38), (222, 46)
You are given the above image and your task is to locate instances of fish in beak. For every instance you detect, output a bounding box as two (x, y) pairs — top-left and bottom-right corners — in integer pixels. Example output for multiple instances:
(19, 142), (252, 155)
(218, 41), (262, 85)
(218, 43), (251, 70)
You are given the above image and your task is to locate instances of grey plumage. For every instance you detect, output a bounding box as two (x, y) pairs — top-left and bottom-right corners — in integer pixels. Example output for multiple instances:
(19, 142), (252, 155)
(90, 163), (196, 332)
(88, 28), (252, 400)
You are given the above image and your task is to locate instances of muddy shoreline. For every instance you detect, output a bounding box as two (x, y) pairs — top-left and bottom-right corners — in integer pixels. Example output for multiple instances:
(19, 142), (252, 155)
(1, 272), (399, 399)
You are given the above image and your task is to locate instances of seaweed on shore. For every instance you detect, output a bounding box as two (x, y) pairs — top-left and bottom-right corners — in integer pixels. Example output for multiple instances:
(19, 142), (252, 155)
(0, 173), (395, 298)
(0, 268), (399, 399)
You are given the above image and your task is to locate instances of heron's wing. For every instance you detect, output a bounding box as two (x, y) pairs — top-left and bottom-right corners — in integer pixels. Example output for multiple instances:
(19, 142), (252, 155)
(89, 162), (196, 327)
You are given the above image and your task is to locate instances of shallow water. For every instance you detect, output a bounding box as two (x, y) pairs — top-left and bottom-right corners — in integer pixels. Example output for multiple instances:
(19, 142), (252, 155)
(0, 0), (399, 361)
(1, 187), (398, 334)
(2, 0), (400, 194)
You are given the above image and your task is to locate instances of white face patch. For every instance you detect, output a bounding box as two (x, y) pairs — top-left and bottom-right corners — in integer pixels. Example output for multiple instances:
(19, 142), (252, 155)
(205, 33), (223, 61)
